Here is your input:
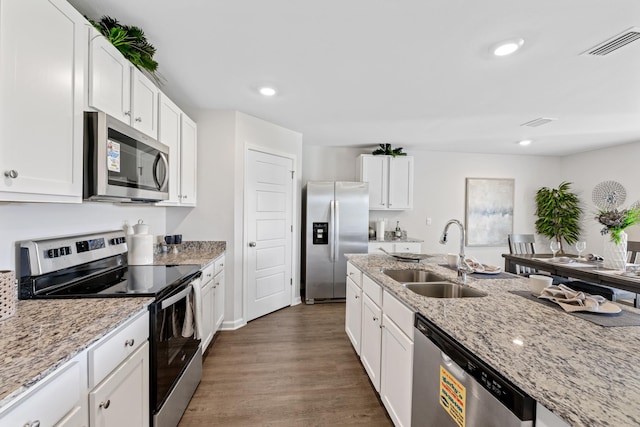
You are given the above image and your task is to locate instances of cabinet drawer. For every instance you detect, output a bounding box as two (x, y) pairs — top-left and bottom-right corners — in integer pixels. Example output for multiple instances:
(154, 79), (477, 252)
(89, 311), (149, 388)
(363, 275), (382, 307)
(0, 358), (83, 427)
(214, 255), (225, 275)
(369, 242), (394, 254)
(392, 242), (421, 253)
(383, 290), (415, 340)
(346, 262), (362, 287)
(201, 262), (215, 284)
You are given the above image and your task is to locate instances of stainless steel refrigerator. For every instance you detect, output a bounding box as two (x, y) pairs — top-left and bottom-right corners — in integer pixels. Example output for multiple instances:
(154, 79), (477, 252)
(303, 181), (369, 303)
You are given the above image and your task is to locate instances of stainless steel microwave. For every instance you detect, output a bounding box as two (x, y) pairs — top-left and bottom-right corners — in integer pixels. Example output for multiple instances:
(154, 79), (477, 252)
(83, 111), (169, 202)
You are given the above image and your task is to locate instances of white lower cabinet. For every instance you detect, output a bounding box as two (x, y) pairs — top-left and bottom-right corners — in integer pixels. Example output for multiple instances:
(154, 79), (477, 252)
(368, 241), (421, 254)
(380, 313), (414, 427)
(199, 254), (226, 351)
(344, 264), (415, 427)
(0, 354), (87, 426)
(89, 341), (150, 427)
(345, 276), (363, 354)
(360, 293), (382, 392)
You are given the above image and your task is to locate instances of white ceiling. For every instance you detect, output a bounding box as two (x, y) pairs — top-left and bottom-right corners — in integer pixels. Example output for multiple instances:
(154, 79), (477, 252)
(68, 0), (640, 156)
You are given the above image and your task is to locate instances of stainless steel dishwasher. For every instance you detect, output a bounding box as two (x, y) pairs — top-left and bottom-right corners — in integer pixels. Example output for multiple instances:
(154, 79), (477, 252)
(412, 314), (535, 426)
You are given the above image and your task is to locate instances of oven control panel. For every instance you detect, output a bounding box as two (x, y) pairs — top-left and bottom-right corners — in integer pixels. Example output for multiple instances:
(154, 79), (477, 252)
(20, 231), (128, 276)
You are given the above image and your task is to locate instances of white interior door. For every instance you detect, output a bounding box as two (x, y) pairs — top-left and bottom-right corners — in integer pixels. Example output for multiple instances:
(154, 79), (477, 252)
(246, 149), (293, 321)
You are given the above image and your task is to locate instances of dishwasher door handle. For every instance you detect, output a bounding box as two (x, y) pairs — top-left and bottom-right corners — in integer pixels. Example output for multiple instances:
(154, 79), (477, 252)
(441, 352), (467, 381)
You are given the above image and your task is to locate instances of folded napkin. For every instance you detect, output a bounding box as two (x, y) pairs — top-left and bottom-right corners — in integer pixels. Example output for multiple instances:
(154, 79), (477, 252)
(538, 284), (607, 312)
(464, 258), (501, 273)
(587, 253), (604, 262)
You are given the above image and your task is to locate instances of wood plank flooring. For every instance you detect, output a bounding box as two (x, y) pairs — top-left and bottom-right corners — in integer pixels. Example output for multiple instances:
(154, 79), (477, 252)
(179, 303), (392, 426)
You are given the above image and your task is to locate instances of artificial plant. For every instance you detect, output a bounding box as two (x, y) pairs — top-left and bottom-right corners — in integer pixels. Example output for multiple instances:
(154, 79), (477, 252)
(372, 144), (407, 157)
(91, 16), (161, 84)
(535, 181), (583, 253)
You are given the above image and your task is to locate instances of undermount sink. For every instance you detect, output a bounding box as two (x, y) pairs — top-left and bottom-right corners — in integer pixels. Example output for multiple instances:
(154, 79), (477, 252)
(404, 282), (487, 298)
(384, 269), (446, 283)
(384, 269), (487, 298)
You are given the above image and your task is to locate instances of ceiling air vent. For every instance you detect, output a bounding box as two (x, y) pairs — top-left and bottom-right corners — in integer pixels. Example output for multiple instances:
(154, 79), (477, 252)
(583, 27), (640, 56)
(520, 117), (558, 128)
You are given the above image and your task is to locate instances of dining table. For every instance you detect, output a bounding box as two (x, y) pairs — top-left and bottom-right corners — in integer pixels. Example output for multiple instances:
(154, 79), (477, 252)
(502, 253), (640, 295)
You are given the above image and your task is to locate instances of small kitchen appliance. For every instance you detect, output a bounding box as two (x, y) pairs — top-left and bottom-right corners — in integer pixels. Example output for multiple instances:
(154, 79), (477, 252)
(19, 230), (201, 427)
(303, 181), (369, 303)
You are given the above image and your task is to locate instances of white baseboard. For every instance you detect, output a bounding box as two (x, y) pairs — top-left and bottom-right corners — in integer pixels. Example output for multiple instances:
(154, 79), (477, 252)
(221, 318), (246, 331)
(292, 296), (302, 306)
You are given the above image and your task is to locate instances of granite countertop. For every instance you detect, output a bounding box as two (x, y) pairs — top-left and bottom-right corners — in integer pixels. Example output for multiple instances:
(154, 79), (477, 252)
(153, 241), (226, 266)
(0, 298), (152, 408)
(347, 254), (640, 427)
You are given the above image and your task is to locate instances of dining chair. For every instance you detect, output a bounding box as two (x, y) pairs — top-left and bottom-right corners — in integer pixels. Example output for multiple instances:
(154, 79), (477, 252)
(507, 234), (537, 275)
(628, 241), (640, 263)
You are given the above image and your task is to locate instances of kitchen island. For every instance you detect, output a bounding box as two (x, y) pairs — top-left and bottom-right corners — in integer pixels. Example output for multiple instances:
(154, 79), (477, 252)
(347, 253), (640, 427)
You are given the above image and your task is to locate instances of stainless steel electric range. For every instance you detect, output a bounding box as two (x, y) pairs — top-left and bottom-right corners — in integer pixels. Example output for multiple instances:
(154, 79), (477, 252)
(18, 230), (202, 427)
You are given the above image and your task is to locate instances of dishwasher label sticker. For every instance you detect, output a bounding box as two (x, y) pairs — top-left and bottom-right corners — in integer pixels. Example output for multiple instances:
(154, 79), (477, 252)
(439, 365), (466, 427)
(107, 141), (121, 172)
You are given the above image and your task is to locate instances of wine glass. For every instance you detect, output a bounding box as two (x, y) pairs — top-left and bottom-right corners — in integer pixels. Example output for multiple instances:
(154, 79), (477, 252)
(575, 241), (586, 261)
(550, 241), (561, 260)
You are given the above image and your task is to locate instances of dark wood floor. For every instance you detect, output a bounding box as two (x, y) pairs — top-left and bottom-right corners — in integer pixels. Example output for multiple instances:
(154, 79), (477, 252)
(179, 303), (392, 426)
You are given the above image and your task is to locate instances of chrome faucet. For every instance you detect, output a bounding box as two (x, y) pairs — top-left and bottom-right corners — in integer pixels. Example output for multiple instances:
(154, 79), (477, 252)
(440, 219), (473, 283)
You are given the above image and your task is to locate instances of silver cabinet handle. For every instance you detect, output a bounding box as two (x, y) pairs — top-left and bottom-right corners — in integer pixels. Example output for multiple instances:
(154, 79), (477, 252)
(183, 195), (188, 199)
(135, 117), (142, 122)
(125, 339), (135, 347)
(348, 272), (353, 275)
(124, 111), (131, 116)
(373, 316), (378, 321)
(207, 273), (212, 278)
(355, 295), (359, 299)
(23, 421), (40, 427)
(4, 170), (18, 178)
(249, 242), (256, 247)
(99, 399), (111, 409)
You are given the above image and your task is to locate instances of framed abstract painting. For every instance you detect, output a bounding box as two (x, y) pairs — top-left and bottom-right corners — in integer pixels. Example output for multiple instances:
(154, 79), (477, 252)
(465, 178), (514, 246)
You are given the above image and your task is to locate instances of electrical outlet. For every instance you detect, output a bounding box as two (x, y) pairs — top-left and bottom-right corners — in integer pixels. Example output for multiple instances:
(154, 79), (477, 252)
(426, 217), (432, 225)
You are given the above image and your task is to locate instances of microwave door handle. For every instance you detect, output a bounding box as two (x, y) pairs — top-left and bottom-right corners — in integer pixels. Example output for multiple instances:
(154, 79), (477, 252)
(153, 153), (169, 190)
(160, 285), (191, 310)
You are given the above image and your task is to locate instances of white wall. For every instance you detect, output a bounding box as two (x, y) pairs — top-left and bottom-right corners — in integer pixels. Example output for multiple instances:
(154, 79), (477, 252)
(0, 202), (165, 271)
(302, 146), (563, 267)
(167, 110), (303, 329)
(561, 140), (640, 256)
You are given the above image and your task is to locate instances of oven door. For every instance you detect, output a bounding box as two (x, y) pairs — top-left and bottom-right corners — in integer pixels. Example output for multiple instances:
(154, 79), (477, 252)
(150, 282), (201, 412)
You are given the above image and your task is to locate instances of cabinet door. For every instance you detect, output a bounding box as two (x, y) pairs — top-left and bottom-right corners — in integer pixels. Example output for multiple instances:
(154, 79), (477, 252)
(179, 114), (197, 206)
(89, 34), (131, 124)
(0, 0), (84, 202)
(213, 271), (225, 332)
(157, 93), (182, 205)
(345, 276), (363, 355)
(388, 157), (413, 209)
(201, 279), (215, 351)
(131, 69), (159, 138)
(360, 294), (382, 392)
(380, 314), (414, 427)
(359, 155), (388, 210)
(393, 242), (421, 254)
(89, 341), (149, 427)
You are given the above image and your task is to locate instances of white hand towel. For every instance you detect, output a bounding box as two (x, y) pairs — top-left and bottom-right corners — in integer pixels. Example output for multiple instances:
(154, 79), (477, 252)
(181, 289), (195, 338)
(191, 281), (203, 340)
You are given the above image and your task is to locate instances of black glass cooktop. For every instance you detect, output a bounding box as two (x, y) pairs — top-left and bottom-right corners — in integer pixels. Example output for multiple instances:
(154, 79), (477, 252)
(39, 264), (201, 298)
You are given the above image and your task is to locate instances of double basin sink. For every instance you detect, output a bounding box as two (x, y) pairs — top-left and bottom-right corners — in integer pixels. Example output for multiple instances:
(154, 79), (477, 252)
(384, 269), (487, 298)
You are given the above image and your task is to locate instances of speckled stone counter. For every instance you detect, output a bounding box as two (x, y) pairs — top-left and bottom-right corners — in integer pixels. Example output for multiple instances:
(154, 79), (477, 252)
(0, 298), (151, 408)
(153, 241), (226, 266)
(347, 254), (640, 427)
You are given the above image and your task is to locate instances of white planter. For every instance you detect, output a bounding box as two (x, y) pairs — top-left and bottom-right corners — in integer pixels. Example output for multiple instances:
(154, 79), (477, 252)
(603, 231), (627, 270)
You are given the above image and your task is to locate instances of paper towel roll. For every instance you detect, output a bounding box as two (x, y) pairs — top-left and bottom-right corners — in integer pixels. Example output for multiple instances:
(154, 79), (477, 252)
(376, 219), (385, 241)
(129, 234), (153, 265)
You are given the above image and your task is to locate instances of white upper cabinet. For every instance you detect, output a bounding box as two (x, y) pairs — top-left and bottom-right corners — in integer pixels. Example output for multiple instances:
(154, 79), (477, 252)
(0, 0), (86, 203)
(157, 94), (182, 205)
(358, 155), (413, 210)
(179, 114), (197, 206)
(89, 31), (159, 139)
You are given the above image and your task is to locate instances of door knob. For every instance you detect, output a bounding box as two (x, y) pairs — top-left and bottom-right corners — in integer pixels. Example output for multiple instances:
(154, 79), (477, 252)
(249, 242), (256, 247)
(4, 170), (18, 179)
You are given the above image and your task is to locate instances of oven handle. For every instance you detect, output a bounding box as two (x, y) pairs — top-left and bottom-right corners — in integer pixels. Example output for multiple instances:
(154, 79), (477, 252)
(160, 284), (192, 310)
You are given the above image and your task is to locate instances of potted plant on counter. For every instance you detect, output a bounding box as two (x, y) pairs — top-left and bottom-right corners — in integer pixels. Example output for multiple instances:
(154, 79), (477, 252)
(535, 182), (583, 254)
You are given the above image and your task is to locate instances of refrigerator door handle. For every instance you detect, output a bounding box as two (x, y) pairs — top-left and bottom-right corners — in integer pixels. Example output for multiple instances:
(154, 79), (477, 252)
(334, 200), (340, 263)
(330, 200), (335, 262)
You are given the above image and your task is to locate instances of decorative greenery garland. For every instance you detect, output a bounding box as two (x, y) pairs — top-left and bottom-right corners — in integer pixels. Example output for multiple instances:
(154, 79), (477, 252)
(90, 16), (162, 85)
(372, 144), (407, 157)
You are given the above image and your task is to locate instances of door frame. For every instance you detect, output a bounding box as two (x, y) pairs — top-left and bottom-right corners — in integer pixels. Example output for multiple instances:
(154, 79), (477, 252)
(243, 145), (299, 323)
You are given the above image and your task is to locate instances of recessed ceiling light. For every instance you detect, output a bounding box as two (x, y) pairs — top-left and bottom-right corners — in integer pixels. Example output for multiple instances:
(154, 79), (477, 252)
(259, 86), (277, 96)
(492, 38), (524, 56)
(518, 139), (532, 146)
